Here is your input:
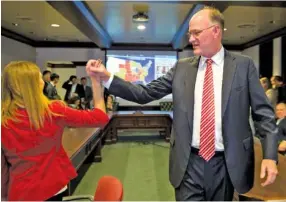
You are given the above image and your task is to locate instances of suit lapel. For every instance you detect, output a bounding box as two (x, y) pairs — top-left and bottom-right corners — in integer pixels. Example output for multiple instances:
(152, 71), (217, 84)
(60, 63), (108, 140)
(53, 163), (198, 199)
(222, 50), (237, 117)
(185, 56), (200, 130)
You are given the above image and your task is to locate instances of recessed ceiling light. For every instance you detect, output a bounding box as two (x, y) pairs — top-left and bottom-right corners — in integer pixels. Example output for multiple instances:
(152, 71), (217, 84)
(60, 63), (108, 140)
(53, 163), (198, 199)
(51, 24), (60, 27)
(12, 23), (18, 26)
(137, 25), (146, 30)
(224, 28), (227, 31)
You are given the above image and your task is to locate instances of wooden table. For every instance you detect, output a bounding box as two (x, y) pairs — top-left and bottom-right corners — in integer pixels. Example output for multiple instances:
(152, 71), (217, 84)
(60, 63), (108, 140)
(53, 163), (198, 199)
(239, 138), (286, 201)
(104, 111), (173, 144)
(62, 127), (102, 170)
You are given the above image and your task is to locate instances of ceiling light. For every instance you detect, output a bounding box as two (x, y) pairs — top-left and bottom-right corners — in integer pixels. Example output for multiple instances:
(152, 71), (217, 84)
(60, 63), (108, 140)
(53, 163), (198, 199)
(133, 12), (149, 22)
(137, 25), (146, 30)
(224, 28), (227, 31)
(12, 23), (18, 26)
(51, 24), (60, 27)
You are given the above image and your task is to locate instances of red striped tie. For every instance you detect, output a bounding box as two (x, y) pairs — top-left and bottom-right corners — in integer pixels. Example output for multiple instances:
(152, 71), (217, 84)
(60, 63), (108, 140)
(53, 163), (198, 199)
(199, 59), (215, 161)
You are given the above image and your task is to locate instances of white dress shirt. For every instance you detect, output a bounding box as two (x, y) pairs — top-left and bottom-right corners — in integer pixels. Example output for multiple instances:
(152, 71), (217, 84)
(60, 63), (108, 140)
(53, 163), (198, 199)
(69, 83), (78, 98)
(277, 118), (283, 125)
(192, 47), (225, 151)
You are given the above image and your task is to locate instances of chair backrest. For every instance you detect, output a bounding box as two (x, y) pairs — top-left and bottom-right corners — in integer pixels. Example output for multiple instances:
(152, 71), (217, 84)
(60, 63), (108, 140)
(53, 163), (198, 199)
(94, 176), (123, 201)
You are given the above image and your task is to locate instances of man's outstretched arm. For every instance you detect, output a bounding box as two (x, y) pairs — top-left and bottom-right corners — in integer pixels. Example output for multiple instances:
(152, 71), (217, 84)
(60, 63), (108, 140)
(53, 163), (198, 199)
(90, 60), (176, 104)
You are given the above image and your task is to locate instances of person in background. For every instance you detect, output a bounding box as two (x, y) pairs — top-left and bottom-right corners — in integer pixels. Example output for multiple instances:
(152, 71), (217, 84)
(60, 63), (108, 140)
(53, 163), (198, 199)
(260, 77), (278, 107)
(45, 73), (61, 100)
(81, 77), (93, 109)
(89, 6), (278, 201)
(67, 96), (82, 110)
(276, 102), (286, 155)
(1, 60), (108, 201)
(62, 75), (85, 102)
(106, 95), (114, 111)
(271, 75), (286, 103)
(42, 70), (51, 96)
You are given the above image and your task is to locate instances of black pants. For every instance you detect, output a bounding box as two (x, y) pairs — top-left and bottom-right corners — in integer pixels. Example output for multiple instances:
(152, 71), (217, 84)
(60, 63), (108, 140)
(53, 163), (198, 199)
(175, 148), (234, 201)
(46, 190), (68, 201)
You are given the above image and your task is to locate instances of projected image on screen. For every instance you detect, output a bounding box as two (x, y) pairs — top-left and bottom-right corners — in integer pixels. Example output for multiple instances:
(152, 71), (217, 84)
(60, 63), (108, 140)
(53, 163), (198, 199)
(106, 50), (177, 85)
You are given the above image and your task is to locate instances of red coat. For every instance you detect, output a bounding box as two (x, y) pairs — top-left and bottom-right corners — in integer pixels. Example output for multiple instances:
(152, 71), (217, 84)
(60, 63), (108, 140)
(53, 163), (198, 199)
(1, 101), (109, 201)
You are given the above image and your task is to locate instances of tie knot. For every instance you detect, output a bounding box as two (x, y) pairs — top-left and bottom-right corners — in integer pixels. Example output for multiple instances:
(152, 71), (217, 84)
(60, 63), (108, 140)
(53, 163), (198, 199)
(206, 59), (213, 66)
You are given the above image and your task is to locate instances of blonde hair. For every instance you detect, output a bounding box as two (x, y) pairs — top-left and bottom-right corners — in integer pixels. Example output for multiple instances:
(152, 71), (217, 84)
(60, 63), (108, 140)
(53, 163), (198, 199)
(202, 6), (225, 30)
(2, 61), (59, 129)
(260, 77), (271, 90)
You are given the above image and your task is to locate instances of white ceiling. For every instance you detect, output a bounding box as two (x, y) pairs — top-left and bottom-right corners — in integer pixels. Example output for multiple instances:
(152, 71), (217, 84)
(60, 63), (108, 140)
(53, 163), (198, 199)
(86, 1), (194, 44)
(1, 1), (91, 42)
(223, 6), (286, 44)
(1, 1), (286, 47)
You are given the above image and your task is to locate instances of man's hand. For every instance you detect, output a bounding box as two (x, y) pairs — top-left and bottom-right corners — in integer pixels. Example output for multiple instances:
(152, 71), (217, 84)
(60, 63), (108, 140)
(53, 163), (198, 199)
(278, 141), (286, 152)
(260, 159), (278, 187)
(86, 59), (111, 82)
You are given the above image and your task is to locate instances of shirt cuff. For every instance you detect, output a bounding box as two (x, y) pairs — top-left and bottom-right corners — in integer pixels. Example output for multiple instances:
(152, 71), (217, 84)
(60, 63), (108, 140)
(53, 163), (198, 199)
(102, 74), (114, 89)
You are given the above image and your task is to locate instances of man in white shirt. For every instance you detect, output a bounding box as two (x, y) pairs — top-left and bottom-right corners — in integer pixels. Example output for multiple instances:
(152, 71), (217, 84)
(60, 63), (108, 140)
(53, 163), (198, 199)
(62, 75), (85, 102)
(87, 6), (278, 201)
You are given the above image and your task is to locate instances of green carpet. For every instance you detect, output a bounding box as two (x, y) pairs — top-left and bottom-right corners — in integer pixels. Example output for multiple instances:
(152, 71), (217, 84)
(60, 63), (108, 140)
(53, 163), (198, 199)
(73, 136), (175, 201)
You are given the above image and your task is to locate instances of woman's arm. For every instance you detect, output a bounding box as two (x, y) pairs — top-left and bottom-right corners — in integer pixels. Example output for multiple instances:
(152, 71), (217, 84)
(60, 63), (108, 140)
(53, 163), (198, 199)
(51, 60), (108, 128)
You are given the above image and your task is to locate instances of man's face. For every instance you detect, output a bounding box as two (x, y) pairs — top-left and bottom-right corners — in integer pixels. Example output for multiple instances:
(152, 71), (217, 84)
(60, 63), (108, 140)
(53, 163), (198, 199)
(81, 79), (87, 85)
(270, 77), (276, 87)
(54, 78), (59, 85)
(188, 10), (218, 56)
(43, 73), (51, 82)
(72, 78), (77, 84)
(276, 103), (286, 119)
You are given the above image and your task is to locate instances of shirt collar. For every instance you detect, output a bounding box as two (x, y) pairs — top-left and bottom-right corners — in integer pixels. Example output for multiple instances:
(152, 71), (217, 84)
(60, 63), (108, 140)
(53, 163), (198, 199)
(200, 46), (224, 66)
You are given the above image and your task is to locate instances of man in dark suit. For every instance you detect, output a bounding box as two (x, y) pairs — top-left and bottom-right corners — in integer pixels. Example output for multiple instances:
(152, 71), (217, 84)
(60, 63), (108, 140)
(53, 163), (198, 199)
(81, 77), (93, 109)
(276, 102), (286, 155)
(87, 7), (278, 201)
(45, 73), (61, 100)
(62, 75), (85, 102)
(42, 70), (51, 96)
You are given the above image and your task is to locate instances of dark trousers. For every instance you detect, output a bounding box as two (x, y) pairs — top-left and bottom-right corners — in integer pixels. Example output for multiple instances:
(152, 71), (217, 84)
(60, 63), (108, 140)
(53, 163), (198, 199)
(175, 148), (234, 201)
(46, 189), (68, 201)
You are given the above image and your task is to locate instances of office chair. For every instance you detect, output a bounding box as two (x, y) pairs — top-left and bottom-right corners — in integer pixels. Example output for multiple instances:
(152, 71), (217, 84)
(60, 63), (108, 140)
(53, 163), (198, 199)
(63, 175), (123, 201)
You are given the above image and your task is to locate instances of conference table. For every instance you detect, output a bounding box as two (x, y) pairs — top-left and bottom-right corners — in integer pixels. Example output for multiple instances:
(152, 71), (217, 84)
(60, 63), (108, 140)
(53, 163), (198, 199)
(62, 110), (286, 200)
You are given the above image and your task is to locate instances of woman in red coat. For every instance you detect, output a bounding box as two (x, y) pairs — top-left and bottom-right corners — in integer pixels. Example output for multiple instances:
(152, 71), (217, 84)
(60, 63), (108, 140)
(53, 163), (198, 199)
(1, 60), (109, 201)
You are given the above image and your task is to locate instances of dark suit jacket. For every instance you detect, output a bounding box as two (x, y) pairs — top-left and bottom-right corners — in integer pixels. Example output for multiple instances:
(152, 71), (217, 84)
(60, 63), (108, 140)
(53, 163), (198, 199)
(278, 118), (286, 141)
(278, 118), (286, 155)
(45, 83), (61, 100)
(277, 85), (286, 103)
(106, 50), (278, 194)
(62, 81), (85, 101)
(83, 85), (93, 109)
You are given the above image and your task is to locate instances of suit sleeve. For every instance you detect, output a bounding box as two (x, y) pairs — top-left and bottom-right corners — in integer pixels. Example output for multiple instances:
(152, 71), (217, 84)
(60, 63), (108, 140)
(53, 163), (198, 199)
(108, 64), (176, 104)
(1, 149), (9, 200)
(52, 102), (109, 128)
(280, 121), (286, 141)
(46, 85), (55, 100)
(87, 87), (93, 102)
(62, 80), (70, 90)
(248, 59), (279, 161)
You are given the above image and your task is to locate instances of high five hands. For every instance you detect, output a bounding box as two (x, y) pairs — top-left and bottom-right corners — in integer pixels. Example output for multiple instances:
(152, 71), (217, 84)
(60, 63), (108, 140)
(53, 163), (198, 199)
(86, 59), (111, 82)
